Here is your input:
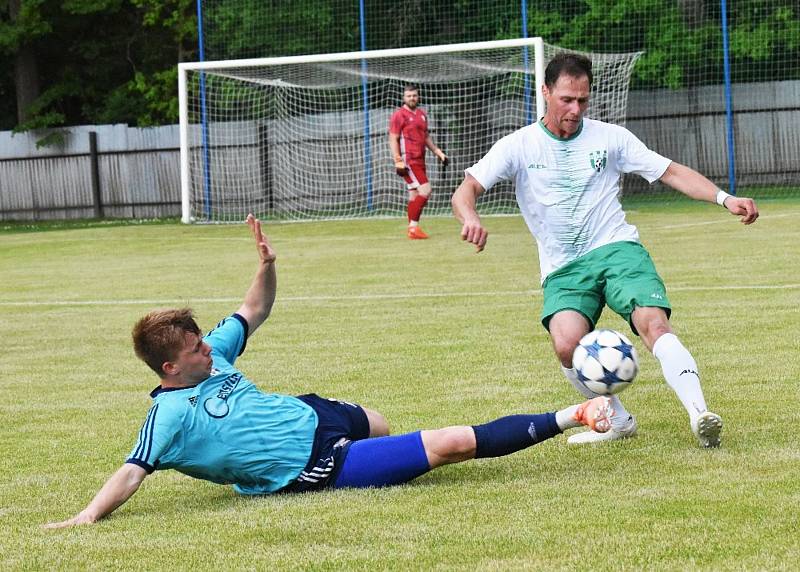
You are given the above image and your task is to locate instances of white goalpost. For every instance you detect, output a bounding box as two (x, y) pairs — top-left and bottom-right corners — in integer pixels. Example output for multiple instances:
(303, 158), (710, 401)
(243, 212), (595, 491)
(179, 38), (640, 223)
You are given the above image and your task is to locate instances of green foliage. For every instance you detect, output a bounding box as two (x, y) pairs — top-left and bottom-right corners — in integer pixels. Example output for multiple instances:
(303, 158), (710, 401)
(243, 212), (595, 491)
(203, 0), (348, 60)
(61, 0), (121, 15)
(132, 0), (195, 46)
(0, 0), (798, 131)
(729, 4), (800, 81)
(100, 68), (180, 126)
(0, 0), (195, 131)
(0, 0), (51, 52)
(11, 73), (80, 131)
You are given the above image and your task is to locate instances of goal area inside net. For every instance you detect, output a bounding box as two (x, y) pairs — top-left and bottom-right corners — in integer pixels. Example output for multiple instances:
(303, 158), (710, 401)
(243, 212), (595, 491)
(179, 38), (641, 223)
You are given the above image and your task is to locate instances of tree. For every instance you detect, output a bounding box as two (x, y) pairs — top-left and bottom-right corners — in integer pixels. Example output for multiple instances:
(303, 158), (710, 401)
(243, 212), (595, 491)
(0, 0), (49, 124)
(0, 0), (196, 131)
(0, 0), (797, 132)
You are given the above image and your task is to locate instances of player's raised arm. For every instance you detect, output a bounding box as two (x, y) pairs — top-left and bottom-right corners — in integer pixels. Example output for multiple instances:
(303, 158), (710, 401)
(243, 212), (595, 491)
(659, 161), (759, 224)
(452, 174), (488, 252)
(44, 463), (147, 529)
(237, 214), (277, 335)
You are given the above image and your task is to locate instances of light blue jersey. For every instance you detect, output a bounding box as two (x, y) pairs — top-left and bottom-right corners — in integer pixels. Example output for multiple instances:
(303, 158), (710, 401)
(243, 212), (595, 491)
(126, 314), (318, 495)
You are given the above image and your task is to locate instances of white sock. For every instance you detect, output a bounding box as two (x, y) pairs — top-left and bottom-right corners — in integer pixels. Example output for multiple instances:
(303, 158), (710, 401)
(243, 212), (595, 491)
(408, 220), (419, 228)
(561, 366), (631, 430)
(556, 404), (581, 431)
(652, 333), (708, 421)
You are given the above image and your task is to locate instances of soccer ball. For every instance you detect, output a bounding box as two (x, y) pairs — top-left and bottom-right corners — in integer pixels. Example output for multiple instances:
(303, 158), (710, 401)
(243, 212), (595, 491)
(572, 329), (639, 395)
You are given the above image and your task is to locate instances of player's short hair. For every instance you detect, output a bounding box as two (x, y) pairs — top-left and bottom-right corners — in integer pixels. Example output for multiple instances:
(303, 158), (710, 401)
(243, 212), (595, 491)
(132, 308), (201, 376)
(403, 84), (419, 94)
(545, 53), (593, 88)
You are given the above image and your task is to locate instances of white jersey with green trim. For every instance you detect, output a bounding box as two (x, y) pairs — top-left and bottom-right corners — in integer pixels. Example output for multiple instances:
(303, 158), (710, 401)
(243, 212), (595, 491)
(466, 118), (671, 281)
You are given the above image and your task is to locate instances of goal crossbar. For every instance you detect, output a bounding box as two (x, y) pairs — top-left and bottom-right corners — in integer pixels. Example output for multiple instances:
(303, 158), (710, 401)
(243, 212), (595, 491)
(178, 37), (545, 73)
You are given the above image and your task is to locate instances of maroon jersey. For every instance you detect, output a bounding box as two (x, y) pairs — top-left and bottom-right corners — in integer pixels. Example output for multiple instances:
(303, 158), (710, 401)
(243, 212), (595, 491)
(389, 106), (429, 162)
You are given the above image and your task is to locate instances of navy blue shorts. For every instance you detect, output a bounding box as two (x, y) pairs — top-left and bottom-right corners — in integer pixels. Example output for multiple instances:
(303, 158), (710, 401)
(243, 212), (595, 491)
(282, 393), (371, 493)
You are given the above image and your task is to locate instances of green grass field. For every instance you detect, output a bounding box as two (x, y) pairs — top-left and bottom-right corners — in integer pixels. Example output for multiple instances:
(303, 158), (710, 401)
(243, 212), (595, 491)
(2, 201), (799, 570)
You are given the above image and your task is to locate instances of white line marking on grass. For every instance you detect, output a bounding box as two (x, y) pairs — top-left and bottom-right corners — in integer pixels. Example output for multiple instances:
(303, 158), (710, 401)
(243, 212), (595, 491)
(2, 283), (798, 308)
(671, 284), (800, 292)
(0, 291), (539, 307)
(659, 211), (800, 229)
(2, 235), (439, 246)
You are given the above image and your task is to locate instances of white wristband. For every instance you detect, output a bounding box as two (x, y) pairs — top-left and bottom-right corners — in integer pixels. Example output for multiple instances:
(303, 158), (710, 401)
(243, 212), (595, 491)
(715, 190), (732, 207)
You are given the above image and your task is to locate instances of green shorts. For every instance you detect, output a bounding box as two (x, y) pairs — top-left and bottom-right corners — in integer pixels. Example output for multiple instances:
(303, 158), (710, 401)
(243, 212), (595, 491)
(541, 241), (671, 335)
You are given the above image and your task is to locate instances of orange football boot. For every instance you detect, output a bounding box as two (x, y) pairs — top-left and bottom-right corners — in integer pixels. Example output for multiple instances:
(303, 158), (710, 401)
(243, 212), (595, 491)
(407, 226), (429, 240)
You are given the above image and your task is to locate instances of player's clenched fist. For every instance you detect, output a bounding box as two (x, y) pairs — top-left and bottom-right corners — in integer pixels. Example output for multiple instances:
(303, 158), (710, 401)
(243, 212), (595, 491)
(460, 218), (488, 252)
(394, 156), (408, 177)
(724, 196), (759, 225)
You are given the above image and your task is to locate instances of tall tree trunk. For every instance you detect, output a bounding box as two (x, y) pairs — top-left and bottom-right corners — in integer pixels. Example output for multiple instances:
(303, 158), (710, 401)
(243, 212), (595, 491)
(9, 0), (41, 124)
(14, 48), (40, 124)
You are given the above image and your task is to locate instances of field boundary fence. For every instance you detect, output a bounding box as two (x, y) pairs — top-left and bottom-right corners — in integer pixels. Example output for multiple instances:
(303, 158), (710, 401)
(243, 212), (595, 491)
(2, 80), (798, 221)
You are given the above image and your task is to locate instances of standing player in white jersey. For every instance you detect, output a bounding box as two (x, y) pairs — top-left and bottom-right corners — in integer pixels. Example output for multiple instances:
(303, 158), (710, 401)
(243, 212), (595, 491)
(451, 53), (759, 447)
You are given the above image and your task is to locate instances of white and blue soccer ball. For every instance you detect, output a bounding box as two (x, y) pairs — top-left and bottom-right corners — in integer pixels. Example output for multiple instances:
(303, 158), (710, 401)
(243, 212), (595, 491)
(572, 329), (639, 395)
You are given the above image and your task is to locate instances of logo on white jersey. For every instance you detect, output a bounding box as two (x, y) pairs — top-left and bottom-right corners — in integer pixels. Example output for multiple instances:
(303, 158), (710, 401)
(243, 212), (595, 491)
(589, 150), (607, 172)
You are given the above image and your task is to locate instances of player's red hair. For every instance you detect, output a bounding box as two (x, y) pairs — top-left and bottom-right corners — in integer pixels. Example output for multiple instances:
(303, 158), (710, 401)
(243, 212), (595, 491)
(132, 308), (201, 376)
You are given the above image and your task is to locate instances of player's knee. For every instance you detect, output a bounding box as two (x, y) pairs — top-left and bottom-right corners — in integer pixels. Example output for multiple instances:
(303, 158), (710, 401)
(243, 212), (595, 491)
(552, 337), (580, 367)
(633, 308), (672, 347)
(648, 322), (672, 340)
(436, 427), (476, 458)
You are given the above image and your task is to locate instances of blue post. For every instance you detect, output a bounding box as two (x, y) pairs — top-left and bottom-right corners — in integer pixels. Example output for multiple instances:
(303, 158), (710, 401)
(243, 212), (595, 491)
(359, 0), (374, 211)
(521, 0), (533, 125)
(196, 0), (212, 217)
(720, 0), (736, 195)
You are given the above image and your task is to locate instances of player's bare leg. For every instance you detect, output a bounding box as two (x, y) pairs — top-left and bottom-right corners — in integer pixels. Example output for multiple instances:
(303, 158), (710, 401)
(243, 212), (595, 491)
(362, 407), (390, 437)
(547, 311), (636, 443)
(334, 397), (613, 488)
(420, 396), (614, 468)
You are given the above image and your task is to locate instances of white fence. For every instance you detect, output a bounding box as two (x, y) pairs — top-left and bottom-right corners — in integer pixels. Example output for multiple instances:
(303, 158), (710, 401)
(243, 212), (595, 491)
(0, 124), (180, 220)
(1, 80), (798, 221)
(625, 79), (800, 192)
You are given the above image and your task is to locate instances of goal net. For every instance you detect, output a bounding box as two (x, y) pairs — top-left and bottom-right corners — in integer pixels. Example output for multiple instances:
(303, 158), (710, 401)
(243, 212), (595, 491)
(179, 38), (641, 223)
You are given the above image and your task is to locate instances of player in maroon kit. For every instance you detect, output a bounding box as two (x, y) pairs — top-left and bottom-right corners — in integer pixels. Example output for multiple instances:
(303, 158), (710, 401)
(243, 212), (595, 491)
(388, 84), (448, 239)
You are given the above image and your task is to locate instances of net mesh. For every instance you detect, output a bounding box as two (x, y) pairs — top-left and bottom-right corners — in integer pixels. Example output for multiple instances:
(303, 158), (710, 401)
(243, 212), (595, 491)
(184, 42), (640, 221)
(196, 0), (800, 205)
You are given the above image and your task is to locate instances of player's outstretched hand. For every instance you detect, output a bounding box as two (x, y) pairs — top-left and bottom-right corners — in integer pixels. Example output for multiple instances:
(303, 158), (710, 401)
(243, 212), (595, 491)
(724, 196), (759, 225)
(435, 149), (449, 167)
(246, 214), (277, 264)
(394, 158), (408, 177)
(43, 512), (94, 529)
(460, 217), (488, 253)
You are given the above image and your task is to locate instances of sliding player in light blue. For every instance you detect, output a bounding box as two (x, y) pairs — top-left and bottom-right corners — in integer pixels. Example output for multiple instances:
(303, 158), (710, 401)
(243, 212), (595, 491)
(45, 215), (614, 528)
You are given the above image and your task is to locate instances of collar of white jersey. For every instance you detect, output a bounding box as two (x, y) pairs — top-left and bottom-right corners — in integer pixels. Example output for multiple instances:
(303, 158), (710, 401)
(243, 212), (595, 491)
(537, 118), (584, 142)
